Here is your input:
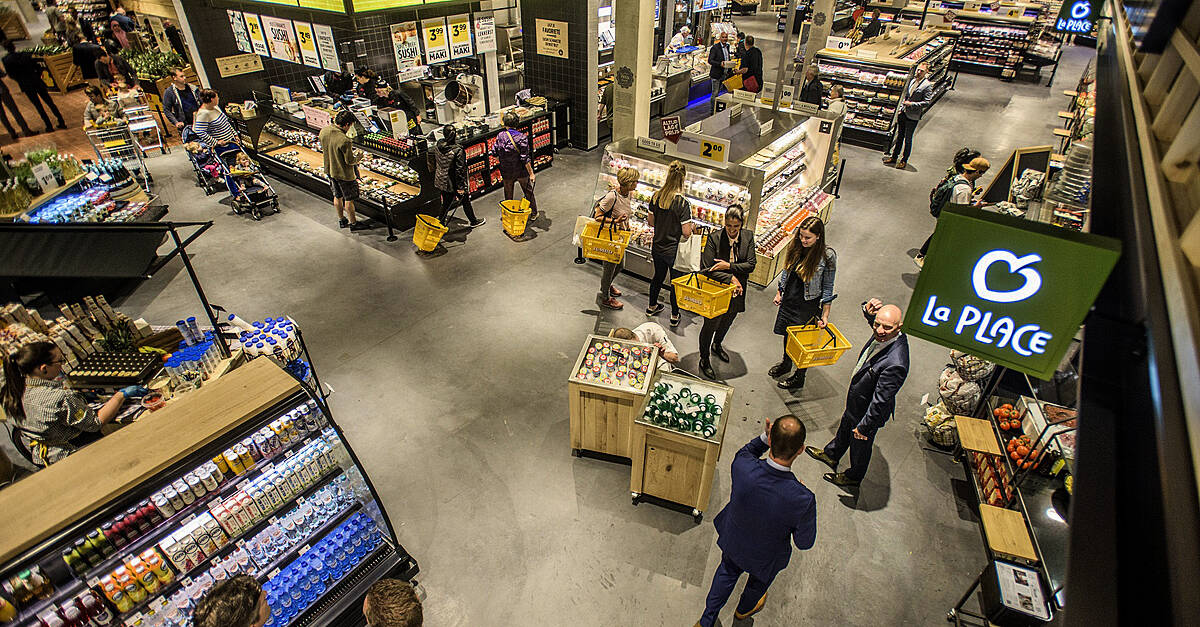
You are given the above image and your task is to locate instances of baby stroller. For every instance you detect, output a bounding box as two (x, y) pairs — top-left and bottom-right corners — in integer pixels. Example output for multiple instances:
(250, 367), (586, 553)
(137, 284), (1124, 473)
(216, 143), (280, 221)
(182, 128), (226, 195)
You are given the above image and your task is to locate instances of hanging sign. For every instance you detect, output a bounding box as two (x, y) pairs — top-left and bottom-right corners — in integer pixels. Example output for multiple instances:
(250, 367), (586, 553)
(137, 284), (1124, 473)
(422, 18), (451, 64)
(671, 131), (729, 167)
(535, 19), (568, 58)
(294, 22), (322, 68)
(1053, 0), (1096, 34)
(474, 13), (497, 54)
(903, 205), (1120, 379)
(391, 22), (421, 70)
(660, 115), (682, 143)
(313, 23), (340, 71)
(448, 14), (474, 59)
(262, 16), (300, 63)
(243, 14), (271, 57)
(215, 52), (264, 78)
(228, 10), (253, 54)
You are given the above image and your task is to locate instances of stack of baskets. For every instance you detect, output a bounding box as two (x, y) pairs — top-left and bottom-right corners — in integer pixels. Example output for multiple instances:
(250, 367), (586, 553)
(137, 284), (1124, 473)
(924, 350), (997, 449)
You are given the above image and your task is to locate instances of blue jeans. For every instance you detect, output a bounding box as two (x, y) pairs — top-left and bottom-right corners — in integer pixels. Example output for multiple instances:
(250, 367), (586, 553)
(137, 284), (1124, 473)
(700, 553), (776, 626)
(710, 77), (725, 112)
(888, 115), (917, 162)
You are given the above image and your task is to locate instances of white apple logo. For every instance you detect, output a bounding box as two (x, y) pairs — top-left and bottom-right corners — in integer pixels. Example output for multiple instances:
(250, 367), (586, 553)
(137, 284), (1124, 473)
(971, 250), (1043, 303)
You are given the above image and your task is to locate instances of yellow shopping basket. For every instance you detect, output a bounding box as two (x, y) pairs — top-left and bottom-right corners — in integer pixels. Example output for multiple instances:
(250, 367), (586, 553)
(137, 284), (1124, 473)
(672, 272), (735, 318)
(499, 199), (531, 237)
(580, 219), (632, 263)
(413, 214), (448, 252)
(785, 323), (853, 369)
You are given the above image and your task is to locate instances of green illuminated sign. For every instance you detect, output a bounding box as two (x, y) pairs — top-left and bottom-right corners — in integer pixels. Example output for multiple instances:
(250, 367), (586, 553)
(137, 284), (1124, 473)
(903, 206), (1120, 379)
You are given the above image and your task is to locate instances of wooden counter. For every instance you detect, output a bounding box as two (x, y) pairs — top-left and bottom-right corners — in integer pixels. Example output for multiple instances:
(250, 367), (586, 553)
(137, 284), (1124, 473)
(818, 25), (942, 69)
(979, 503), (1039, 563)
(0, 358), (301, 565)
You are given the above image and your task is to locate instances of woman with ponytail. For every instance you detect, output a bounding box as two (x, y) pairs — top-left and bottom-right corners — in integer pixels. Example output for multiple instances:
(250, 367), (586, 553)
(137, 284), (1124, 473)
(770, 216), (837, 389)
(645, 160), (695, 326)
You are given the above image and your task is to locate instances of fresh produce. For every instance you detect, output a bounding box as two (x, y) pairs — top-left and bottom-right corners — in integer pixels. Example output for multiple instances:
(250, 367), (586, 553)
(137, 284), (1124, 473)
(968, 450), (1012, 506)
(119, 49), (187, 81)
(993, 402), (1024, 431)
(1005, 434), (1040, 470)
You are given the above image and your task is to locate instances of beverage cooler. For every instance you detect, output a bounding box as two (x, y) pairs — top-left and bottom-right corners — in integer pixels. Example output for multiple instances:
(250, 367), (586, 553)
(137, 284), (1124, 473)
(0, 359), (418, 627)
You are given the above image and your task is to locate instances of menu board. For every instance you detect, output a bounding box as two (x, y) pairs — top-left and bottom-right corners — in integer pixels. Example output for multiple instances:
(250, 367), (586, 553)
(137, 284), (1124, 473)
(262, 16), (300, 63)
(447, 14), (474, 59)
(294, 22), (323, 68)
(474, 13), (496, 54)
(422, 17), (450, 64)
(298, 0), (348, 10)
(391, 22), (421, 70)
(353, 0), (421, 10)
(313, 23), (340, 71)
(242, 14), (271, 57)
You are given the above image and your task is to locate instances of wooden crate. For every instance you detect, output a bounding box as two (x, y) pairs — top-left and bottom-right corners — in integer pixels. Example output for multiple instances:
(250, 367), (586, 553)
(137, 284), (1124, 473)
(37, 50), (85, 94)
(0, 12), (28, 42)
(568, 382), (641, 459)
(748, 238), (792, 287)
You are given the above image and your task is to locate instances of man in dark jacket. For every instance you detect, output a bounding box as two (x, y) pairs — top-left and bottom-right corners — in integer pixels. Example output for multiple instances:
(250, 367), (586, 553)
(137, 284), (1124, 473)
(797, 65), (823, 106)
(734, 35), (763, 93)
(162, 67), (200, 131)
(427, 125), (484, 228)
(698, 205), (756, 380)
(707, 30), (733, 113)
(696, 415), (816, 627)
(883, 62), (935, 169)
(94, 48), (136, 90)
(71, 33), (102, 81)
(807, 298), (910, 487)
(1, 40), (66, 132)
(0, 68), (33, 141)
(163, 20), (187, 58)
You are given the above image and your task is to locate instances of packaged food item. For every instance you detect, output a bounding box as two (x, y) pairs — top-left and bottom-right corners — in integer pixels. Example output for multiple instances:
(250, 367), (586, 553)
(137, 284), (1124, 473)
(223, 449), (244, 475)
(140, 549), (174, 585)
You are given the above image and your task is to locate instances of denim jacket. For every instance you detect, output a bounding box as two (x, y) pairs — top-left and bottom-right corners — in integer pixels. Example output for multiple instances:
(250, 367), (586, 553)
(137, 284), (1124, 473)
(778, 248), (837, 304)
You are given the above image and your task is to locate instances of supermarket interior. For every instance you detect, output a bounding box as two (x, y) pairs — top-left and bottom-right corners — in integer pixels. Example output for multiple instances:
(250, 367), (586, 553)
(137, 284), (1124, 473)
(0, 0), (1198, 626)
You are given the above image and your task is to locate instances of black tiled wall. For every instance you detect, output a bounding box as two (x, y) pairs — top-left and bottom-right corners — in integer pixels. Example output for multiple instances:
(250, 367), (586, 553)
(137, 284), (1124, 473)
(519, 0), (596, 148)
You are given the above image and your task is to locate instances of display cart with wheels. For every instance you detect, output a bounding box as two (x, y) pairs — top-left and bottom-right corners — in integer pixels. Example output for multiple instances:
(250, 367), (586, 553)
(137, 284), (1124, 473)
(86, 122), (153, 192)
(568, 334), (660, 460)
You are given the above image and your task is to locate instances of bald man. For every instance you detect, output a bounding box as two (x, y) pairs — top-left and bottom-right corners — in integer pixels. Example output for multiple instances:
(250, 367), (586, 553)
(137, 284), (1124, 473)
(807, 298), (910, 487)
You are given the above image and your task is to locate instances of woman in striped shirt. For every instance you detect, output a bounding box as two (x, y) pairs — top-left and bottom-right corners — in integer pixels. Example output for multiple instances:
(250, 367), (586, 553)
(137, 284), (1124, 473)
(192, 88), (239, 147)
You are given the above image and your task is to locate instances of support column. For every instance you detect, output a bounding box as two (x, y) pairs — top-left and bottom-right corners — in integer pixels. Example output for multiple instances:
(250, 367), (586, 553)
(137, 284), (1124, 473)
(661, 0), (676, 55)
(173, 0), (210, 87)
(803, 0), (836, 75)
(613, 0), (655, 141)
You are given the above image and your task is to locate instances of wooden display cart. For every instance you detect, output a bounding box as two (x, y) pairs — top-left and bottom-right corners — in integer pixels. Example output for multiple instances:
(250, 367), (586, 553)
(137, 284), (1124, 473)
(36, 50), (86, 94)
(629, 371), (733, 523)
(568, 334), (659, 459)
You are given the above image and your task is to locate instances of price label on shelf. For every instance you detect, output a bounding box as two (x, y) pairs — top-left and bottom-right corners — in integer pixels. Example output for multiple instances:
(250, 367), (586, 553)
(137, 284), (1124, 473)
(826, 35), (852, 52)
(298, 544), (311, 556)
(448, 14), (473, 59)
(268, 567), (281, 580)
(674, 132), (729, 167)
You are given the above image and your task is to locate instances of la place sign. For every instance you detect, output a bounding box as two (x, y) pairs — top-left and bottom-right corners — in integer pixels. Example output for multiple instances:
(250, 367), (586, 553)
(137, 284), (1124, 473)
(904, 206), (1120, 379)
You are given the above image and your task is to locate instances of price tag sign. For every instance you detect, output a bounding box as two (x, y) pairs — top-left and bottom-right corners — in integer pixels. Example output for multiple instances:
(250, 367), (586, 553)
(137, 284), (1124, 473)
(1004, 7), (1023, 17)
(32, 163), (56, 190)
(856, 50), (879, 60)
(636, 136), (666, 153)
(826, 35), (852, 52)
(448, 14), (474, 59)
(674, 132), (729, 167)
(422, 18), (450, 64)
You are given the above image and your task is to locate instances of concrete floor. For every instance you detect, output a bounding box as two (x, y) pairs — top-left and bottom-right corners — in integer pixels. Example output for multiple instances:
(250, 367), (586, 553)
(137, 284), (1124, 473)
(109, 34), (1094, 626)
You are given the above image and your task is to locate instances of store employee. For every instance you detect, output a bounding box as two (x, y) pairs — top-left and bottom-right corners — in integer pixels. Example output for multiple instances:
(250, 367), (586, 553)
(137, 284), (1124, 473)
(668, 25), (692, 52)
(1, 342), (148, 467)
(371, 80), (423, 135)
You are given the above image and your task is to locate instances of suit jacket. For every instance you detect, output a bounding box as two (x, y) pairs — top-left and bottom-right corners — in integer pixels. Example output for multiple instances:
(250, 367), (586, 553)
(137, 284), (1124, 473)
(739, 45), (763, 91)
(900, 78), (936, 121)
(95, 56), (136, 87)
(2, 51), (43, 91)
(708, 42), (731, 80)
(798, 78), (823, 106)
(702, 228), (756, 313)
(714, 435), (817, 582)
(845, 307), (910, 436)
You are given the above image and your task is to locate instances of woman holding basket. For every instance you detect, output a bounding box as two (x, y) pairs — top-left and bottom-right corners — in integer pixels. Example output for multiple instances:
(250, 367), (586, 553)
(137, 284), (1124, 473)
(596, 166), (640, 310)
(698, 205), (756, 380)
(770, 215), (837, 389)
(646, 160), (694, 326)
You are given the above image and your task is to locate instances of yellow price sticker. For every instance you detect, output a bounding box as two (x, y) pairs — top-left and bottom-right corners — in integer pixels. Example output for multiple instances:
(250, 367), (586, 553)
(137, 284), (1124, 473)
(700, 141), (725, 160)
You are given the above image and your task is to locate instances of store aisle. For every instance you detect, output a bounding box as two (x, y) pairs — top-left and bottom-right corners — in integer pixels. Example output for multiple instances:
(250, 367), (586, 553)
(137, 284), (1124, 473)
(116, 45), (1092, 626)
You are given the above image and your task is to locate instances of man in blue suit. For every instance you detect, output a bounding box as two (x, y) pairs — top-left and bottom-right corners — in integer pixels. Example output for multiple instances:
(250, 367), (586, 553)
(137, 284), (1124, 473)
(807, 298), (910, 487)
(696, 415), (817, 627)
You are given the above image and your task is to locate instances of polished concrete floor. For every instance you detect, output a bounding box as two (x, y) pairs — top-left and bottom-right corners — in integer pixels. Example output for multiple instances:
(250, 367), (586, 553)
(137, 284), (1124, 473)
(108, 43), (1094, 626)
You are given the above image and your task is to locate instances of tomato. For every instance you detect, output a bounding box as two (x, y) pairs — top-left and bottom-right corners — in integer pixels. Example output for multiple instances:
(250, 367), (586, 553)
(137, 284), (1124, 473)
(1010, 451), (1021, 461)
(999, 420), (1009, 430)
(1022, 461), (1032, 469)
(1007, 440), (1017, 453)
(993, 408), (1003, 417)
(1028, 449), (1038, 459)
(1016, 445), (1030, 457)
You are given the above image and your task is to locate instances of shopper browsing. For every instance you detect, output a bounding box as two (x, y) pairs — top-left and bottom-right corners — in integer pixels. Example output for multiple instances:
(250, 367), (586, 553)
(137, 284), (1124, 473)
(826, 85), (847, 116)
(1, 342), (149, 467)
(162, 67), (201, 131)
(0, 40), (67, 132)
(363, 578), (423, 626)
(595, 166), (639, 310)
(806, 298), (909, 488)
(81, 84), (124, 129)
(860, 9), (885, 40)
(698, 205), (756, 380)
(93, 48), (136, 90)
(735, 35), (763, 93)
(707, 31), (733, 113)
(915, 150), (983, 267)
(645, 160), (694, 327)
(192, 89), (239, 147)
(319, 110), (369, 231)
(428, 124), (484, 229)
(492, 112), (538, 221)
(770, 216), (837, 389)
(193, 575), (269, 627)
(883, 62), (935, 169)
(797, 66), (823, 107)
(695, 415), (816, 627)
(0, 67), (33, 141)
(612, 323), (680, 370)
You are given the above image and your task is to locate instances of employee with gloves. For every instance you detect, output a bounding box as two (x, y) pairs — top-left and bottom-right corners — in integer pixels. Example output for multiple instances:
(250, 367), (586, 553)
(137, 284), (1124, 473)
(370, 80), (423, 136)
(1, 341), (150, 467)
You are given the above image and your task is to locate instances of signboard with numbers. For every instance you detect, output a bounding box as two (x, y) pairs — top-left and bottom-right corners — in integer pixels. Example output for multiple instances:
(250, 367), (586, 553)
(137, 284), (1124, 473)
(313, 23), (340, 71)
(447, 14), (474, 59)
(474, 13), (497, 53)
(826, 35), (852, 51)
(294, 22), (322, 68)
(671, 132), (729, 167)
(391, 22), (421, 70)
(243, 14), (271, 57)
(422, 18), (451, 64)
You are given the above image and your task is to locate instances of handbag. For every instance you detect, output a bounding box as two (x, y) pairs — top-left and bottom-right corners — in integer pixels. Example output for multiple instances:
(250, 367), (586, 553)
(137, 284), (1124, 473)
(571, 215), (593, 247)
(674, 234), (701, 272)
(743, 75), (760, 93)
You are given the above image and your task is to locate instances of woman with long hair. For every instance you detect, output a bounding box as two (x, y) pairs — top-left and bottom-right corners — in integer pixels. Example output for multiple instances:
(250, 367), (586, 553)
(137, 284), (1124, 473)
(596, 166), (639, 310)
(2, 342), (147, 466)
(770, 215), (837, 389)
(646, 160), (694, 326)
(697, 205), (756, 380)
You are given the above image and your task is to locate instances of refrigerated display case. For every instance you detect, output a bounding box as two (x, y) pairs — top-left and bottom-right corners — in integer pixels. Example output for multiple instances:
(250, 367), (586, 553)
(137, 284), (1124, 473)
(595, 106), (837, 286)
(0, 359), (418, 627)
(815, 25), (958, 150)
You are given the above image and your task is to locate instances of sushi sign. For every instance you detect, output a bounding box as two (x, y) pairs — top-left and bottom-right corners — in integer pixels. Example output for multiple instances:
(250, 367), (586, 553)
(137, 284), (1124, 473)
(1054, 0), (1095, 34)
(903, 206), (1120, 379)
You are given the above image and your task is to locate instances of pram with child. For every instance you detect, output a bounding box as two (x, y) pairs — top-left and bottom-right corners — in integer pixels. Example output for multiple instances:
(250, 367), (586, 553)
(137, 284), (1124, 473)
(182, 128), (224, 195)
(217, 143), (280, 221)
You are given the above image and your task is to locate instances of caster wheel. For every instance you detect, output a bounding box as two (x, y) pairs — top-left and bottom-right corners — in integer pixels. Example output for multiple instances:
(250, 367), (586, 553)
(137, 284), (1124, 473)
(631, 492), (641, 506)
(692, 509), (703, 524)
(252, 210), (262, 221)
(571, 448), (581, 457)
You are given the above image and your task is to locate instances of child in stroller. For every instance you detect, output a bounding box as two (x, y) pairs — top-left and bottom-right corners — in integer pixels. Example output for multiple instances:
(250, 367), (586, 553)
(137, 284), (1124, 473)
(182, 128), (224, 194)
(219, 144), (279, 221)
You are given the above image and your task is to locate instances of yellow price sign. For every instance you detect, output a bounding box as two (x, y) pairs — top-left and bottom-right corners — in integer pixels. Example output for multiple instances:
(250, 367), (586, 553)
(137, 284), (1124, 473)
(674, 132), (730, 166)
(448, 14), (473, 59)
(700, 141), (725, 161)
(423, 17), (450, 63)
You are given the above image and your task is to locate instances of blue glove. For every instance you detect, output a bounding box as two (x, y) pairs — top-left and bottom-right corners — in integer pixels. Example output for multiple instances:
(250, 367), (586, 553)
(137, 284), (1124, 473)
(120, 385), (151, 398)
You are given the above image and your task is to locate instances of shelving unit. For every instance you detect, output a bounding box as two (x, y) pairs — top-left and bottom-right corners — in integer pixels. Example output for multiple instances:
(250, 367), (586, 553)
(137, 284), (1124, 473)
(458, 109), (555, 200)
(950, 14), (1038, 79)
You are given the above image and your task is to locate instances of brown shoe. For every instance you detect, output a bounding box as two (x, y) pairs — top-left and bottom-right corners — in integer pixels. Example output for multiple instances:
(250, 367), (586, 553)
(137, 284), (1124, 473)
(609, 285), (622, 297)
(600, 297), (624, 310)
(805, 446), (838, 471)
(734, 592), (767, 619)
(882, 156), (896, 165)
(896, 160), (907, 169)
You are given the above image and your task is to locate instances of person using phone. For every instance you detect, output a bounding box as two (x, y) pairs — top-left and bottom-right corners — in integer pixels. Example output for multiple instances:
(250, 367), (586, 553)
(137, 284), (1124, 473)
(698, 205), (756, 380)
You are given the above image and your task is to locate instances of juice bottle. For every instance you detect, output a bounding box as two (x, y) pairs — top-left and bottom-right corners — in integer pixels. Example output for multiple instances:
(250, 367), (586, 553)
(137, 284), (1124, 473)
(140, 549), (174, 585)
(77, 590), (114, 625)
(132, 564), (160, 594)
(223, 449), (244, 475)
(0, 595), (16, 622)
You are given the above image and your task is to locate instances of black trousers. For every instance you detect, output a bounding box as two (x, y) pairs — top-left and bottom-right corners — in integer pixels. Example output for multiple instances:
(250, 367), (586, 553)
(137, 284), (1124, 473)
(439, 190), (478, 224)
(0, 90), (30, 136)
(699, 310), (738, 363)
(20, 83), (64, 128)
(647, 253), (681, 315)
(823, 411), (876, 481)
(888, 115), (917, 162)
(919, 233), (933, 257)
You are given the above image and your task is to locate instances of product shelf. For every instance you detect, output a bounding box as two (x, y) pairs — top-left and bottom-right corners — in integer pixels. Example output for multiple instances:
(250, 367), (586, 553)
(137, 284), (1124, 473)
(254, 501), (361, 584)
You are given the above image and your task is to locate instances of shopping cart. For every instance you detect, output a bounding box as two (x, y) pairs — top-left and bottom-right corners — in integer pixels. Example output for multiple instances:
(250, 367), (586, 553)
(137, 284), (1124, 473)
(86, 121), (152, 192)
(123, 103), (168, 156)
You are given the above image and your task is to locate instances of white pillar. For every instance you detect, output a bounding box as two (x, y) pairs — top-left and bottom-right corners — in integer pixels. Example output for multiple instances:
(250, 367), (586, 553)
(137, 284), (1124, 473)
(612, 0), (654, 141)
(804, 0), (836, 74)
(172, 0), (210, 88)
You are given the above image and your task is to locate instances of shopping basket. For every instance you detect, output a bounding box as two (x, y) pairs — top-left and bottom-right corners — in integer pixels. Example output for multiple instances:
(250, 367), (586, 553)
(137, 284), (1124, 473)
(580, 218), (632, 263)
(785, 323), (853, 368)
(671, 272), (735, 318)
(499, 198), (531, 237)
(413, 214), (449, 252)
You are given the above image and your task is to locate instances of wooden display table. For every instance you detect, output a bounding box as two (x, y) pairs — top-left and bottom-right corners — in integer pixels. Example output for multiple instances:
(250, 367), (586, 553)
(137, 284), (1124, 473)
(567, 334), (659, 459)
(629, 371), (732, 523)
(35, 50), (86, 94)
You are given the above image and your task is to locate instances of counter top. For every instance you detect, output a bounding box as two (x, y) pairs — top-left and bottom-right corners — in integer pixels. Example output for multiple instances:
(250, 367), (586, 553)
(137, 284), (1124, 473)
(0, 358), (301, 566)
(819, 25), (944, 68)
